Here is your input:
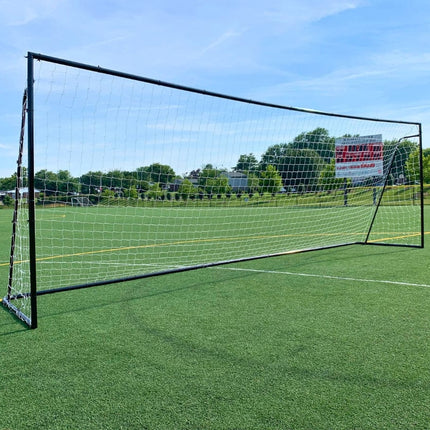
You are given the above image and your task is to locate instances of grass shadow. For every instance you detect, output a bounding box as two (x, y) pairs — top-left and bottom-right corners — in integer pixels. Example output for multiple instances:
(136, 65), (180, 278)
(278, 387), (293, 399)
(39, 266), (252, 319)
(0, 302), (31, 335)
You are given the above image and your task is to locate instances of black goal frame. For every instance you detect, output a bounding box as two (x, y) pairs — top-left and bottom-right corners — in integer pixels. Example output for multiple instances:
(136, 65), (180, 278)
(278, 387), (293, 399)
(2, 52), (424, 329)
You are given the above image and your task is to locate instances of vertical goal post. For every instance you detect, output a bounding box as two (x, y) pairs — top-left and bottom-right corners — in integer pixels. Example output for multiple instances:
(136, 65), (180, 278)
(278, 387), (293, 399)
(2, 52), (424, 328)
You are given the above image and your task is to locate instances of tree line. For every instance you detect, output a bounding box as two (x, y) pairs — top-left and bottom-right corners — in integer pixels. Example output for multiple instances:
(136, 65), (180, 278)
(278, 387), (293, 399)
(0, 128), (427, 201)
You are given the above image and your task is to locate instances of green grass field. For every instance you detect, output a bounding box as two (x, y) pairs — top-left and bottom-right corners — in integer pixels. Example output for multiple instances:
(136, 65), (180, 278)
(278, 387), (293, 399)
(7, 198), (425, 296)
(1, 206), (430, 429)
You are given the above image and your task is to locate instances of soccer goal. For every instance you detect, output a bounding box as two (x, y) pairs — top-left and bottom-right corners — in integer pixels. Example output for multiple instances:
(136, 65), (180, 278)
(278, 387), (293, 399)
(70, 197), (93, 207)
(3, 52), (423, 328)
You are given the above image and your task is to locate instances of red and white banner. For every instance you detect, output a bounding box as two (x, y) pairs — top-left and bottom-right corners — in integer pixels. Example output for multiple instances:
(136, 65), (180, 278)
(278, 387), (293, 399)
(335, 134), (383, 178)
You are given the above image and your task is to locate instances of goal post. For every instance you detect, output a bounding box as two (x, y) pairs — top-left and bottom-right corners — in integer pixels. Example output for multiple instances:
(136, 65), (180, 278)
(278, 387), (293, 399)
(3, 88), (37, 328)
(3, 52), (423, 328)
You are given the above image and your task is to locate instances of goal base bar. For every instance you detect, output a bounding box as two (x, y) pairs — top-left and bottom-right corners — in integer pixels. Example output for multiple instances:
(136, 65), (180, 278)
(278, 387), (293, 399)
(26, 240), (422, 299)
(1, 297), (32, 327)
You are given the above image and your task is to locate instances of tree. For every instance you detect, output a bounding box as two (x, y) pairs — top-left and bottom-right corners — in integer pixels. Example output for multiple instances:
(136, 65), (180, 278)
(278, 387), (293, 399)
(405, 148), (430, 184)
(3, 194), (13, 206)
(178, 179), (195, 200)
(247, 172), (260, 194)
(105, 170), (125, 189)
(135, 166), (151, 182)
(384, 140), (418, 185)
(34, 170), (58, 194)
(33, 169), (80, 195)
(259, 165), (283, 194)
(260, 145), (325, 190)
(143, 163), (175, 186)
(198, 166), (230, 195)
(318, 160), (346, 191)
(79, 171), (104, 194)
(101, 188), (115, 199)
(198, 166), (219, 186)
(146, 182), (162, 200)
(205, 176), (231, 195)
(234, 153), (258, 172)
(124, 185), (138, 199)
(0, 173), (18, 190)
(291, 127), (335, 162)
(57, 170), (79, 194)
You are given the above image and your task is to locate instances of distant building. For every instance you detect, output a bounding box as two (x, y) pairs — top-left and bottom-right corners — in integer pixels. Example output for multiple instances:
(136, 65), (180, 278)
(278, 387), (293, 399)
(3, 187), (41, 199)
(169, 172), (249, 193)
(168, 178), (198, 192)
(222, 172), (248, 191)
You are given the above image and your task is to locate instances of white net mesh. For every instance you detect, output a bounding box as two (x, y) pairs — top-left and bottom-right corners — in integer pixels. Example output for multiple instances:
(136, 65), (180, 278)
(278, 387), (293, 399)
(5, 55), (422, 325)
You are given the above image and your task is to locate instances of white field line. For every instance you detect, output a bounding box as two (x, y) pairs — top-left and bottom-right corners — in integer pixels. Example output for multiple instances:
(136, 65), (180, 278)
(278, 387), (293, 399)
(214, 266), (430, 289)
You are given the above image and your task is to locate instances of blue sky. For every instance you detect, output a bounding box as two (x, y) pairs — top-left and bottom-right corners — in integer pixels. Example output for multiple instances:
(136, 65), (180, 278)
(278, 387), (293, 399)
(1, 0), (429, 177)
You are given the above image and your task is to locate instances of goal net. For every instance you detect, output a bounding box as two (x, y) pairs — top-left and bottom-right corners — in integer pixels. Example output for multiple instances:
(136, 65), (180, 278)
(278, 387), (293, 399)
(3, 52), (423, 328)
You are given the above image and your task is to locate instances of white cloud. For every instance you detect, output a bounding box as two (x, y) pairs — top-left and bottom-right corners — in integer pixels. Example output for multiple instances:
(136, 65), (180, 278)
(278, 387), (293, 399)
(0, 0), (62, 26)
(262, 0), (362, 26)
(372, 51), (430, 75)
(198, 30), (245, 56)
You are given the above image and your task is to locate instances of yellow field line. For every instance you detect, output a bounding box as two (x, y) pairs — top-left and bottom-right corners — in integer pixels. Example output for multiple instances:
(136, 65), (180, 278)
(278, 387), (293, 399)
(1, 231), (426, 267)
(367, 232), (423, 243)
(0, 233), (337, 266)
(37, 214), (67, 220)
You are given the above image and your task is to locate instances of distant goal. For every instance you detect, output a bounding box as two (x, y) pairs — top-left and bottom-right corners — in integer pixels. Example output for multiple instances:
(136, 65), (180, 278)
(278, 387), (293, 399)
(70, 197), (93, 207)
(3, 52), (423, 328)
